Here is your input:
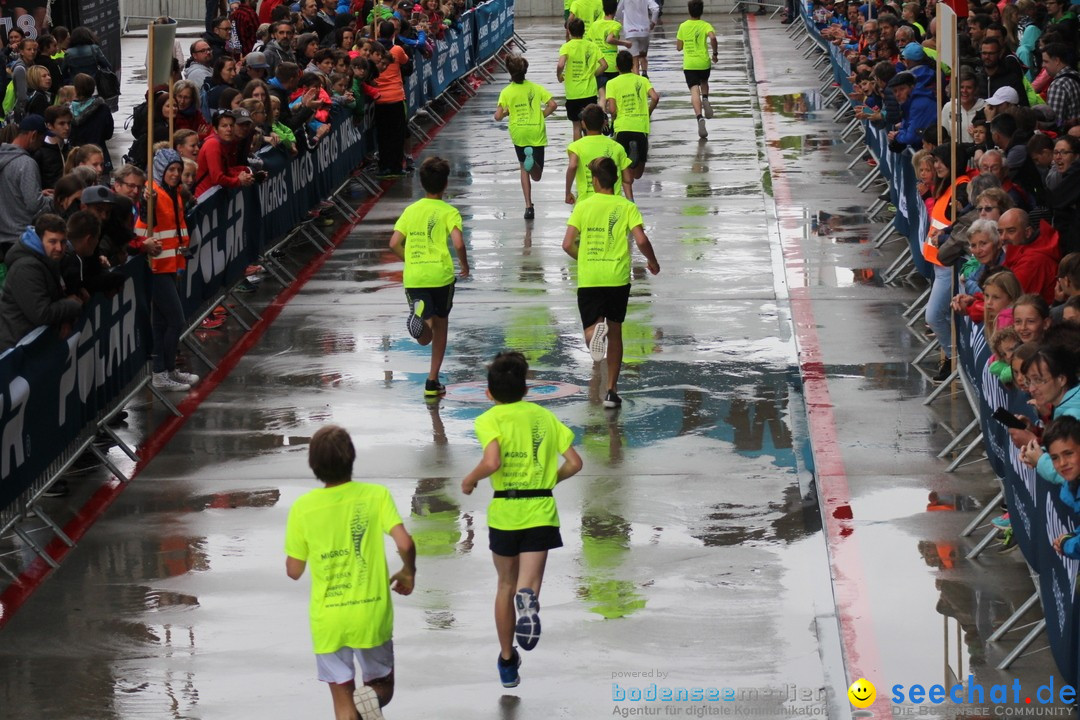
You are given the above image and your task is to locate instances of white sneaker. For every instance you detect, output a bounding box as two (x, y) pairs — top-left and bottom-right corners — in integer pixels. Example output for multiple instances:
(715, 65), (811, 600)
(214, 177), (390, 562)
(152, 371), (190, 392)
(354, 685), (385, 720)
(702, 95), (714, 119)
(697, 116), (708, 139)
(170, 370), (200, 386)
(589, 319), (608, 362)
(245, 274), (264, 285)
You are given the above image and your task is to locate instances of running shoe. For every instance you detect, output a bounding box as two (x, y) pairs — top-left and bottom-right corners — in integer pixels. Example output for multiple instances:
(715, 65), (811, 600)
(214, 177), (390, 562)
(932, 359), (951, 383)
(603, 389), (622, 408)
(354, 685), (385, 720)
(991, 513), (1011, 529)
(515, 588), (541, 651)
(424, 378), (447, 397)
(498, 648), (522, 688)
(702, 95), (714, 119)
(201, 315), (224, 330)
(523, 146), (536, 173)
(524, 205), (535, 220)
(170, 370), (200, 386)
(697, 116), (708, 139)
(407, 299), (426, 340)
(589, 319), (608, 362)
(153, 371), (190, 392)
(628, 140), (641, 168)
(234, 280), (257, 293)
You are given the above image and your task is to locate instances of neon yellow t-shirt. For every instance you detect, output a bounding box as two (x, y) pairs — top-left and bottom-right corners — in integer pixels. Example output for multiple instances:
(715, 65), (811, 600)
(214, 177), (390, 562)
(567, 134), (631, 200)
(676, 19), (715, 70)
(559, 38), (601, 100)
(475, 400), (575, 531)
(497, 80), (553, 148)
(285, 482), (405, 653)
(606, 73), (653, 134)
(567, 192), (643, 288)
(393, 197), (462, 288)
(569, 0), (603, 33)
(587, 18), (622, 69)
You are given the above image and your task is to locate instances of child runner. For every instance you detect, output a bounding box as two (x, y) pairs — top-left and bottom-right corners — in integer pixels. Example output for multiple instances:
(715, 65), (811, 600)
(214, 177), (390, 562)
(461, 351), (583, 687)
(676, 0), (718, 139)
(495, 55), (558, 220)
(566, 103), (634, 204)
(562, 157), (660, 407)
(605, 50), (660, 179)
(388, 156), (471, 398)
(558, 18), (607, 142)
(586, 0), (630, 108)
(285, 425), (417, 720)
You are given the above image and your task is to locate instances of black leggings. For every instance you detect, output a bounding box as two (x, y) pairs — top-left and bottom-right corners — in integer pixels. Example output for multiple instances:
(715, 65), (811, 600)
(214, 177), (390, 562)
(151, 273), (185, 373)
(374, 101), (407, 174)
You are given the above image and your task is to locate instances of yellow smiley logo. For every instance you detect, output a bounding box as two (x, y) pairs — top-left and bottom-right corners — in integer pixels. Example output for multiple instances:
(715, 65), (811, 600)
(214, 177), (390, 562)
(847, 678), (876, 709)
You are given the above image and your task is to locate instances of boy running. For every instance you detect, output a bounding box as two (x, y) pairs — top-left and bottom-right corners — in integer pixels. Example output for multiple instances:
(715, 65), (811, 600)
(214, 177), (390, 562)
(586, 0), (631, 108)
(676, 0), (718, 139)
(462, 351), (583, 688)
(286, 425), (417, 720)
(568, 0), (603, 38)
(562, 157), (660, 407)
(389, 156), (470, 398)
(495, 55), (558, 220)
(558, 18), (608, 142)
(605, 49), (660, 179)
(566, 103), (634, 204)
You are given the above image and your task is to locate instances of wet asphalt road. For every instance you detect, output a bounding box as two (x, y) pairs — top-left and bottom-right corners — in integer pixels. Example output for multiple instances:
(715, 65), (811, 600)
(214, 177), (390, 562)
(0, 13), (1070, 720)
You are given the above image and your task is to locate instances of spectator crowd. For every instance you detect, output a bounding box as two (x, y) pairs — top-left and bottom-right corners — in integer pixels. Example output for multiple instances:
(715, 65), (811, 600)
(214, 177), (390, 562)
(812, 0), (1080, 550)
(0, 0), (475, 392)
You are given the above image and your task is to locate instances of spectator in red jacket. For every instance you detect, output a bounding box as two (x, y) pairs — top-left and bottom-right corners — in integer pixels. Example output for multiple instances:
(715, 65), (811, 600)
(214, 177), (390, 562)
(195, 110), (255, 196)
(1000, 208), (1062, 304)
(230, 0), (260, 54)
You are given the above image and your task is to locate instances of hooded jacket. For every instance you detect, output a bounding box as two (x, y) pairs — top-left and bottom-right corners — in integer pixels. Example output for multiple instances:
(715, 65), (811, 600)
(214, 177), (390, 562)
(69, 96), (115, 171)
(0, 144), (52, 253)
(1003, 219), (1062, 304)
(0, 226), (81, 351)
(895, 66), (937, 148)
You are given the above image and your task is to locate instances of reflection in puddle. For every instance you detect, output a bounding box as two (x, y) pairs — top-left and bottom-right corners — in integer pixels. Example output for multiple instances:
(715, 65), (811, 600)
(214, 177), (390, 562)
(579, 501), (647, 620)
(410, 478), (468, 557)
(761, 92), (822, 119)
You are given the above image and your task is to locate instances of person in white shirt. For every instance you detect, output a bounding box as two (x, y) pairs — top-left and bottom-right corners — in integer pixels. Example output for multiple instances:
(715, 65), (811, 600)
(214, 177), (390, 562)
(615, 0), (659, 76)
(940, 72), (986, 144)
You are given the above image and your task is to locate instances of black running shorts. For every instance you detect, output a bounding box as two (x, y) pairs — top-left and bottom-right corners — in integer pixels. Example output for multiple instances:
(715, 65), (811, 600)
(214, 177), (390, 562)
(565, 96), (597, 122)
(490, 525), (564, 556)
(683, 68), (712, 88)
(615, 131), (649, 167)
(577, 284), (631, 329)
(514, 145), (546, 169)
(405, 282), (455, 319)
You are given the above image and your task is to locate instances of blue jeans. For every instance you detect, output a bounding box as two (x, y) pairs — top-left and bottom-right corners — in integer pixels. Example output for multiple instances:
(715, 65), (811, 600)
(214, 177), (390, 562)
(151, 273), (186, 373)
(925, 263), (953, 358)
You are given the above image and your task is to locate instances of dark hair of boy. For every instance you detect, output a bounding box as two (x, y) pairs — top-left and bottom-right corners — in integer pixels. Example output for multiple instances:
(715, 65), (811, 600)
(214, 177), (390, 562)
(603, 0), (617, 14)
(314, 48), (335, 64)
(44, 104), (73, 125)
(616, 49), (633, 73)
(688, 0), (704, 18)
(308, 425), (357, 482)
(1043, 416), (1080, 458)
(1059, 252), (1080, 284)
(35, 213), (66, 238)
(507, 55), (529, 83)
(581, 103), (606, 131)
(589, 156), (618, 190)
(379, 20), (396, 39)
(298, 72), (323, 88)
(567, 18), (585, 37)
(487, 351), (529, 403)
(419, 156), (450, 194)
(67, 210), (101, 242)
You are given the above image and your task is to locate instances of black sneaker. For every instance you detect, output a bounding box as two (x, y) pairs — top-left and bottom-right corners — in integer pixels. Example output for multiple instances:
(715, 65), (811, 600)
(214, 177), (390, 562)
(931, 359), (951, 383)
(424, 378), (447, 397)
(524, 206), (535, 220)
(603, 389), (622, 408)
(498, 648), (522, 688)
(628, 140), (641, 168)
(43, 479), (70, 498)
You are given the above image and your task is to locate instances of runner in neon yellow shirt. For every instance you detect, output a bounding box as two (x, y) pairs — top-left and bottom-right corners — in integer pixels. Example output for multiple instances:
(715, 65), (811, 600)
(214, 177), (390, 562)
(676, 0), (718, 139)
(462, 351), (583, 687)
(568, 0), (603, 36)
(558, 18), (608, 141)
(563, 157), (660, 408)
(286, 425), (416, 720)
(495, 55), (558, 220)
(586, 0), (631, 108)
(565, 103), (634, 203)
(389, 157), (470, 398)
(605, 49), (660, 179)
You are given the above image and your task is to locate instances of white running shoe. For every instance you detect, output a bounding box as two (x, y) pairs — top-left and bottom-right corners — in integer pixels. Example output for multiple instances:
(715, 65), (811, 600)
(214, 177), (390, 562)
(170, 370), (200, 386)
(697, 116), (708, 139)
(589, 319), (608, 362)
(702, 95), (714, 119)
(354, 685), (385, 720)
(152, 371), (190, 392)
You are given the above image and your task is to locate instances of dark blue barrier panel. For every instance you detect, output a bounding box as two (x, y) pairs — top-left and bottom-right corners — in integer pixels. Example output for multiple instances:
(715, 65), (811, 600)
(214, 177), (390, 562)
(804, 0), (1080, 684)
(432, 26), (471, 98)
(0, 261), (152, 510)
(474, 0), (515, 62)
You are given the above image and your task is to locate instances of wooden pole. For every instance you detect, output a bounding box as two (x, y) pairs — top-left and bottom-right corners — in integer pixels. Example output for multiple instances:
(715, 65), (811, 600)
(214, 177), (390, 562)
(146, 23), (156, 235)
(949, 22), (959, 376)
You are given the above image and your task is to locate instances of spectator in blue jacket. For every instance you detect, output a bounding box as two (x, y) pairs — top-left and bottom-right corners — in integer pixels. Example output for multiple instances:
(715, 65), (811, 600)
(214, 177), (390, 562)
(887, 69), (936, 152)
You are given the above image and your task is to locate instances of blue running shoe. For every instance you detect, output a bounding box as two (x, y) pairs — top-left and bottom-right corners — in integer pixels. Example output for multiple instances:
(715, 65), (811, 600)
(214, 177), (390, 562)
(991, 513), (1011, 529)
(498, 648), (521, 688)
(523, 147), (535, 173)
(515, 588), (541, 651)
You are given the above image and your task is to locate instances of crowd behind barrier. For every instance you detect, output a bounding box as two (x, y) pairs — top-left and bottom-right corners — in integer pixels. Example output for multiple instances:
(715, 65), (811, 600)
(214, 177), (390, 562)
(795, 0), (1080, 689)
(0, 0), (517, 547)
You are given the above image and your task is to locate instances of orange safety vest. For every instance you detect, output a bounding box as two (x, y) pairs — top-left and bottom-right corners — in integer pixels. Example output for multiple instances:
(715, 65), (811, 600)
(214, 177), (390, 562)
(924, 175), (970, 267)
(135, 181), (190, 274)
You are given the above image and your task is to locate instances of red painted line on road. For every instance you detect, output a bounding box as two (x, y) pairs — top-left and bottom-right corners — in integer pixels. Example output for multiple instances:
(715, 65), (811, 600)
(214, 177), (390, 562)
(0, 81), (477, 630)
(747, 14), (887, 715)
